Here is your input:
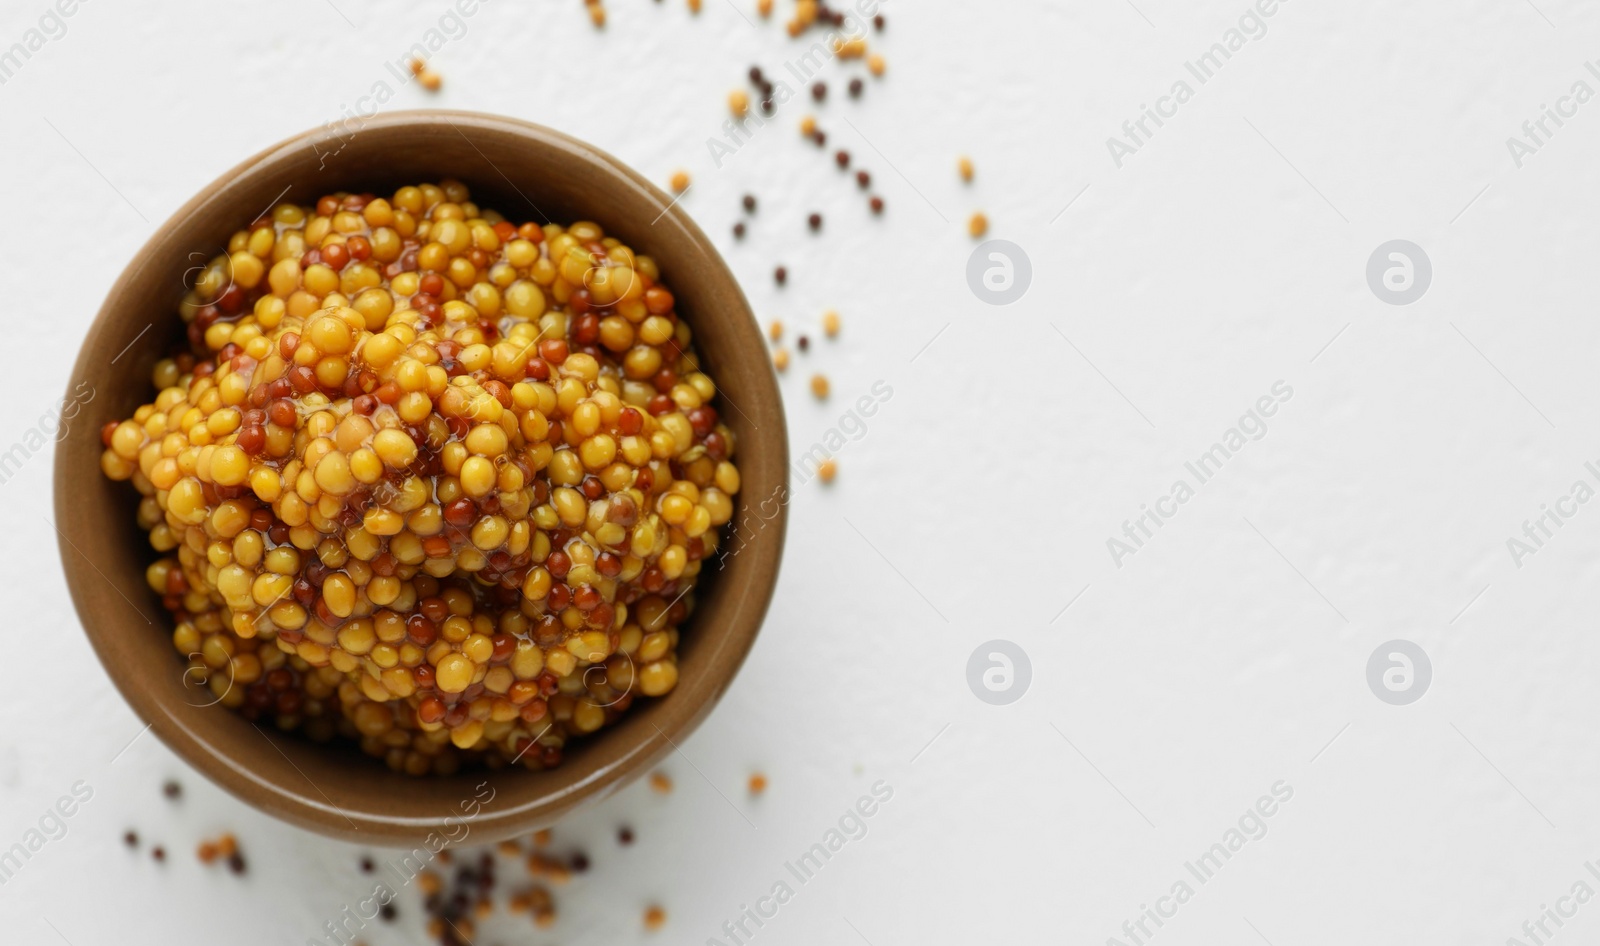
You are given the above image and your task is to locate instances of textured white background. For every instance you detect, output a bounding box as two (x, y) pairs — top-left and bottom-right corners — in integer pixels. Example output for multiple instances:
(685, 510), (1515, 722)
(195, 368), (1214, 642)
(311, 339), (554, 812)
(2, 0), (1599, 943)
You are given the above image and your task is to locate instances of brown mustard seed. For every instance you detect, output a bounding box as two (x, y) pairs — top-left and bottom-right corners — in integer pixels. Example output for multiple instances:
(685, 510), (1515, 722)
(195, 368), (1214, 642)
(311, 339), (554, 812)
(811, 81), (826, 101)
(822, 311), (840, 337)
(856, 170), (870, 189)
(743, 193), (757, 212)
(797, 335), (809, 352)
(849, 77), (864, 98)
(835, 150), (850, 169)
(619, 826), (635, 845)
(123, 831), (139, 848)
(818, 459), (838, 483)
(748, 772), (768, 794)
(729, 90), (749, 117)
(775, 266), (787, 285)
(748, 66), (763, 84)
(874, 13), (884, 29)
(733, 222), (746, 238)
(808, 213), (822, 231)
(773, 348), (790, 371)
(870, 196), (884, 214)
(812, 129), (827, 147)
(959, 156), (975, 182)
(810, 375), (829, 399)
(649, 771), (674, 793)
(162, 780), (181, 800)
(228, 852), (247, 875)
(669, 170), (691, 194)
(644, 905), (667, 930)
(969, 212), (989, 238)
(152, 846), (166, 862)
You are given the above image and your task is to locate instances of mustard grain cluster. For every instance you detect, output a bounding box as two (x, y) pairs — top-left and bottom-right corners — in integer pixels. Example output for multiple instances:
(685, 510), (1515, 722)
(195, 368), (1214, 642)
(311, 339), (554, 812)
(100, 181), (740, 774)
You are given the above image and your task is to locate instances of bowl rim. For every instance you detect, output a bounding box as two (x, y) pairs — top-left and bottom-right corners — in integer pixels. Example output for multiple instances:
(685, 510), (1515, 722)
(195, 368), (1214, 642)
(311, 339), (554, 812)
(55, 109), (787, 845)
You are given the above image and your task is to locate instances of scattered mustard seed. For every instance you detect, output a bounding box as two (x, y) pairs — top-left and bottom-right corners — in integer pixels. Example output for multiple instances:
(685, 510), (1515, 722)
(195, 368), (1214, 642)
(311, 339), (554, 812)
(645, 905), (667, 931)
(868, 53), (886, 76)
(669, 170), (690, 194)
(748, 773), (768, 795)
(969, 212), (989, 238)
(822, 311), (840, 337)
(800, 115), (817, 136)
(729, 89), (749, 117)
(959, 156), (975, 182)
(774, 348), (790, 371)
(810, 374), (829, 399)
(649, 771), (674, 794)
(758, 0), (773, 15)
(768, 320), (783, 341)
(419, 69), (442, 92)
(818, 458), (838, 483)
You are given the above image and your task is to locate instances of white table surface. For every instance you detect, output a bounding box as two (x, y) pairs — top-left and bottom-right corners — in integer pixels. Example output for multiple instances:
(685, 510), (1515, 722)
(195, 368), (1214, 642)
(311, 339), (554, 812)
(3, 0), (1599, 943)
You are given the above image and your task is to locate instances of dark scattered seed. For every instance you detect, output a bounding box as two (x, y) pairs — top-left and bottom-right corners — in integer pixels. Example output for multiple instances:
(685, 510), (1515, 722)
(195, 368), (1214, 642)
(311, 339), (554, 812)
(360, 856), (374, 873)
(761, 99), (774, 115)
(572, 851), (591, 873)
(856, 170), (871, 189)
(152, 846), (167, 862)
(618, 826), (635, 845)
(380, 903), (397, 922)
(748, 66), (763, 84)
(835, 150), (850, 169)
(733, 222), (746, 239)
(742, 194), (756, 213)
(124, 831), (139, 848)
(227, 852), (247, 875)
(811, 82), (826, 101)
(759, 80), (774, 96)
(874, 13), (884, 29)
(798, 335), (810, 351)
(162, 780), (181, 800)
(812, 130), (827, 147)
(774, 266), (787, 286)
(808, 213), (822, 231)
(870, 196), (884, 214)
(849, 78), (864, 98)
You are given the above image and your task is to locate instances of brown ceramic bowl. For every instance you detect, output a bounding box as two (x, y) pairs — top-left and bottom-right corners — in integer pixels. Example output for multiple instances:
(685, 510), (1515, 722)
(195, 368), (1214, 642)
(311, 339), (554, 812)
(55, 110), (786, 845)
